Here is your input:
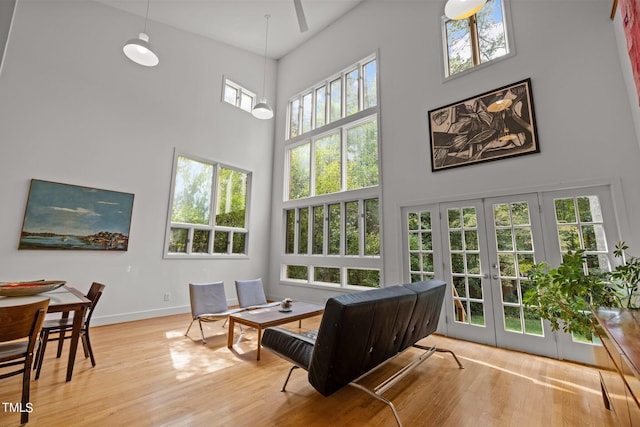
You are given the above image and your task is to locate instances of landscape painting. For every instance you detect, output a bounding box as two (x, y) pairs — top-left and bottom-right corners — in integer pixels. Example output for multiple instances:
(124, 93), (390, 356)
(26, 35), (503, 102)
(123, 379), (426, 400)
(19, 179), (134, 251)
(428, 78), (539, 172)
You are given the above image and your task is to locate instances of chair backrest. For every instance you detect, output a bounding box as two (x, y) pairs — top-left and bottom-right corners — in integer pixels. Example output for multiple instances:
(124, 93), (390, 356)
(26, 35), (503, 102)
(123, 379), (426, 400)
(0, 299), (49, 352)
(84, 282), (106, 326)
(189, 282), (229, 318)
(234, 278), (268, 308)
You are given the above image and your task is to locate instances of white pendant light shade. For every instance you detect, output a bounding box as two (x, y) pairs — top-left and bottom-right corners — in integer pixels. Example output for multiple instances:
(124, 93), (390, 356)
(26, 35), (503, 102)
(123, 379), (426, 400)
(444, 0), (487, 20)
(252, 99), (274, 120)
(123, 33), (159, 67)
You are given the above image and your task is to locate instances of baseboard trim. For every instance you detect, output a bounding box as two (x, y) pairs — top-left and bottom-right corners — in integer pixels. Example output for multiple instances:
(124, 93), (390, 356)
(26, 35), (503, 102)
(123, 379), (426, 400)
(91, 305), (191, 327)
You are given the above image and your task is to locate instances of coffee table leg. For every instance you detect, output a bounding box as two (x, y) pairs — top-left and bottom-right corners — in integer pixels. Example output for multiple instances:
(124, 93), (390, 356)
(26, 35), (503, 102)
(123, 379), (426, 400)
(256, 327), (262, 361)
(227, 317), (235, 348)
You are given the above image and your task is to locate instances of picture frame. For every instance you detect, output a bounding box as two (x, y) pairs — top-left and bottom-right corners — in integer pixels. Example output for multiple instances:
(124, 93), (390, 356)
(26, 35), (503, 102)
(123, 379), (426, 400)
(428, 78), (540, 172)
(19, 179), (134, 251)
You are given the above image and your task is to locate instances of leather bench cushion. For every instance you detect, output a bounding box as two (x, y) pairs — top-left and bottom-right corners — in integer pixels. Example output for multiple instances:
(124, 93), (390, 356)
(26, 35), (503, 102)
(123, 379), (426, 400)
(261, 327), (316, 370)
(308, 285), (417, 396)
(400, 280), (446, 351)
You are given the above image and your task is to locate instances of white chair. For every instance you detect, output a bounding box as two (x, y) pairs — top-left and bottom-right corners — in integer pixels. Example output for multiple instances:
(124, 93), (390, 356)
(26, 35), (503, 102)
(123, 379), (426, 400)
(185, 282), (243, 344)
(234, 278), (280, 310)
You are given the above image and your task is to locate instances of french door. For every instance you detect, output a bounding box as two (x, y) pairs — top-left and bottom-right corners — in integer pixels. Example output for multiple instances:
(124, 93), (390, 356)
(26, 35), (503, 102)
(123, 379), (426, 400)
(402, 186), (620, 364)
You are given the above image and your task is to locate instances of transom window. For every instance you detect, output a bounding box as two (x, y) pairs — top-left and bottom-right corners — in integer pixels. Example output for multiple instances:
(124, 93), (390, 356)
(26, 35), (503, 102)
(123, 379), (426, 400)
(222, 77), (256, 113)
(287, 55), (377, 140)
(282, 54), (381, 289)
(443, 0), (510, 78)
(165, 152), (251, 258)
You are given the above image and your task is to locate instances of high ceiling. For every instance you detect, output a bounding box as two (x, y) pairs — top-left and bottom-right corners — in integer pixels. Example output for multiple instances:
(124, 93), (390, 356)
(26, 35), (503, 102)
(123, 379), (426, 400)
(96, 0), (365, 59)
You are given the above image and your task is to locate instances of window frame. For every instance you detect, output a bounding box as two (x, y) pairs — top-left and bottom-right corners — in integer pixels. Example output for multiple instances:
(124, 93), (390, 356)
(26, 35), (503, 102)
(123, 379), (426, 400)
(441, 0), (515, 81)
(164, 150), (252, 259)
(221, 77), (257, 113)
(281, 53), (382, 290)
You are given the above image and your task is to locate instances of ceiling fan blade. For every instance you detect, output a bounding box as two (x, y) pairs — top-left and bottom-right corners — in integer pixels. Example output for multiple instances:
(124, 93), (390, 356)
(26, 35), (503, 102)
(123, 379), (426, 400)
(294, 0), (309, 32)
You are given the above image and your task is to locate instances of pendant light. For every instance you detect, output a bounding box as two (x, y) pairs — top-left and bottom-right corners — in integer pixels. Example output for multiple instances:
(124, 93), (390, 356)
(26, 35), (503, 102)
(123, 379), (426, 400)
(123, 0), (159, 67)
(444, 0), (487, 20)
(252, 14), (274, 120)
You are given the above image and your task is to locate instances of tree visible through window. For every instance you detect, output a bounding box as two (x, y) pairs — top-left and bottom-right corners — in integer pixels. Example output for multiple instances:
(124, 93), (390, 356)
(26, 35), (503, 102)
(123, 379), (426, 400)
(444, 0), (509, 77)
(166, 154), (250, 257)
(283, 54), (381, 288)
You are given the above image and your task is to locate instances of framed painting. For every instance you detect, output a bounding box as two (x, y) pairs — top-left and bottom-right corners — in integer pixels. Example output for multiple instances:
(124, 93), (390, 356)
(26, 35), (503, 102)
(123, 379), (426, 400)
(428, 78), (540, 172)
(19, 179), (134, 251)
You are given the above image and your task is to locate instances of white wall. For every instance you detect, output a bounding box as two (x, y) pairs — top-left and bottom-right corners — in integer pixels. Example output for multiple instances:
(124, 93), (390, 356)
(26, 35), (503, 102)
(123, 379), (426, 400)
(268, 0), (640, 303)
(0, 0), (277, 325)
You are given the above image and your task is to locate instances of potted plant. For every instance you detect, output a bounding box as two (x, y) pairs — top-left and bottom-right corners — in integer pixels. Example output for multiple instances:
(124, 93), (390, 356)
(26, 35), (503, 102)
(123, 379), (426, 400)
(523, 242), (640, 339)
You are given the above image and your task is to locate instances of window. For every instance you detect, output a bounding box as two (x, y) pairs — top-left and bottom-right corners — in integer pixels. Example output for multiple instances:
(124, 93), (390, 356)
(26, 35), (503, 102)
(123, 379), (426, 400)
(443, 0), (510, 78)
(282, 54), (381, 289)
(287, 55), (378, 140)
(222, 78), (256, 113)
(165, 153), (251, 257)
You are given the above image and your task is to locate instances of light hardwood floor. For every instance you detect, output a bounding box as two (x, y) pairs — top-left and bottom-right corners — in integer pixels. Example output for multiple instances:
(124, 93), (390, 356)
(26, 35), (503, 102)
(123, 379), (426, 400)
(0, 313), (616, 426)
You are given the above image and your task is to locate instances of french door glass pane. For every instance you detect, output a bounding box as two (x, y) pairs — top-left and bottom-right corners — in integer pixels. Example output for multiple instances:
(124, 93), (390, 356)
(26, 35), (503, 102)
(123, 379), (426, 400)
(447, 206), (484, 326)
(315, 132), (341, 195)
(216, 167), (247, 228)
(232, 233), (246, 254)
(491, 201), (543, 336)
(213, 231), (228, 253)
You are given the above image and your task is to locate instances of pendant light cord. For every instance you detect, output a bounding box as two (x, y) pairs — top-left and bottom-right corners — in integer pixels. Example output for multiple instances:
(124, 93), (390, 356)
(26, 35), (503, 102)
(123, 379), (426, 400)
(261, 14), (270, 99)
(143, 0), (151, 33)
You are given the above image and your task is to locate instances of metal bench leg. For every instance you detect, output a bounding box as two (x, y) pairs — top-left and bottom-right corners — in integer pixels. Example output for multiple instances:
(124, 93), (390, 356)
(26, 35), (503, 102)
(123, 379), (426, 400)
(281, 365), (299, 392)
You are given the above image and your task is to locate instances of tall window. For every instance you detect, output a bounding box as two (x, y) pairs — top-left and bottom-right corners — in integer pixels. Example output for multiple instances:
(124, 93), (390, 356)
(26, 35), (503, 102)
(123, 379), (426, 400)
(282, 54), (381, 289)
(222, 78), (256, 113)
(165, 153), (251, 257)
(443, 0), (510, 78)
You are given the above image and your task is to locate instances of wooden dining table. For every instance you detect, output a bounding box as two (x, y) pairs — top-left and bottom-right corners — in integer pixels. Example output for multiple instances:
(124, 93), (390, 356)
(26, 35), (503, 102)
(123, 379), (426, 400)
(0, 285), (91, 382)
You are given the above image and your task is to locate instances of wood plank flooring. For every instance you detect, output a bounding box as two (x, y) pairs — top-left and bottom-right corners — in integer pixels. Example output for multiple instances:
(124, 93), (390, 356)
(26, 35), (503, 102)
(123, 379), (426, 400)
(0, 313), (616, 426)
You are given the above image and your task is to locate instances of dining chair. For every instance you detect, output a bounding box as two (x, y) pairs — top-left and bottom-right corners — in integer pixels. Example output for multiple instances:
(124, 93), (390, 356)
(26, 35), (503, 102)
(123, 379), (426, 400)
(34, 282), (105, 380)
(234, 278), (280, 310)
(0, 298), (49, 424)
(185, 281), (244, 344)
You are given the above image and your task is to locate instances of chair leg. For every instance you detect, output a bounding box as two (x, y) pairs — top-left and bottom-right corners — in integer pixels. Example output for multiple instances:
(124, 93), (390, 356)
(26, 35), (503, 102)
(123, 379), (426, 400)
(56, 329), (66, 358)
(82, 329), (97, 367)
(21, 358), (33, 424)
(35, 330), (50, 380)
(185, 318), (195, 337)
(281, 365), (299, 392)
(198, 319), (207, 344)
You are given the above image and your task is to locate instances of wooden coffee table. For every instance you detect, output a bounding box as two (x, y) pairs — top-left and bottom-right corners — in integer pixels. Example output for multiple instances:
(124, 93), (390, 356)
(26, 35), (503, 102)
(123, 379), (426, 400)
(227, 301), (324, 360)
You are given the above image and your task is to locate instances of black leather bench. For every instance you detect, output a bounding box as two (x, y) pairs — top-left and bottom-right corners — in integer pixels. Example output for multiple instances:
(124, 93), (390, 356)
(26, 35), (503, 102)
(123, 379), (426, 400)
(261, 279), (463, 426)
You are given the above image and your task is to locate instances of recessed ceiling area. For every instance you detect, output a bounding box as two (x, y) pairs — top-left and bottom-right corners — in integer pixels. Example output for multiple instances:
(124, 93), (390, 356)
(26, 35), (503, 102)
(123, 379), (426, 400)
(96, 0), (365, 59)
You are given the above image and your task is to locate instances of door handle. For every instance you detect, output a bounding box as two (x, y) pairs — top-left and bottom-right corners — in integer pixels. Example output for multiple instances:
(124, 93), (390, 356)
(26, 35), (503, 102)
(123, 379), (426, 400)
(492, 275), (499, 280)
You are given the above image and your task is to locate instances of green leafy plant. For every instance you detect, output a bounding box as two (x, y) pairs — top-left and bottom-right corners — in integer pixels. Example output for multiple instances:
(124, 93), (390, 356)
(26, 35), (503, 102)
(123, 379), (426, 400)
(523, 250), (620, 338)
(608, 241), (640, 308)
